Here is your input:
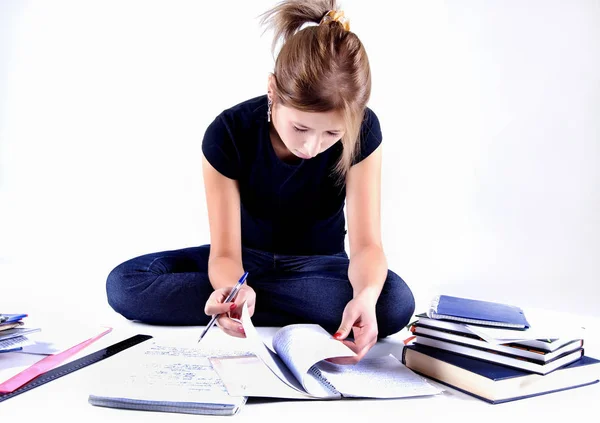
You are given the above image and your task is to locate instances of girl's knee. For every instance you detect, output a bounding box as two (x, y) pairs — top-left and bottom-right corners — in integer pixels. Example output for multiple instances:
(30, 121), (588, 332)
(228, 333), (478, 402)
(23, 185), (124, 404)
(105, 262), (154, 321)
(106, 264), (128, 317)
(376, 270), (415, 338)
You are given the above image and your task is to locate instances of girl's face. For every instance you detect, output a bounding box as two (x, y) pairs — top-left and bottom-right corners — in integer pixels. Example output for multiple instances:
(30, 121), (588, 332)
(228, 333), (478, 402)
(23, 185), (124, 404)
(271, 101), (346, 160)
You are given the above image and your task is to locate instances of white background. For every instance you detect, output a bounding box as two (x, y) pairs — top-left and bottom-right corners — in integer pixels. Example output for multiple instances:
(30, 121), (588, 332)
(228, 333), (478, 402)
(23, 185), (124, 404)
(1, 0), (599, 320)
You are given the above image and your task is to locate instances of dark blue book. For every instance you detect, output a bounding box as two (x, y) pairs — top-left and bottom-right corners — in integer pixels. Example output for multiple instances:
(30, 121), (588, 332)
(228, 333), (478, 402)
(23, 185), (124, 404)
(402, 343), (599, 404)
(428, 295), (530, 329)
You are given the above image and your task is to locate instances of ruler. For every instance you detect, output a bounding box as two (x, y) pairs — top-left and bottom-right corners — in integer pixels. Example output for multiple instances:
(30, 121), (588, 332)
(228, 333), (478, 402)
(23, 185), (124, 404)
(0, 334), (152, 403)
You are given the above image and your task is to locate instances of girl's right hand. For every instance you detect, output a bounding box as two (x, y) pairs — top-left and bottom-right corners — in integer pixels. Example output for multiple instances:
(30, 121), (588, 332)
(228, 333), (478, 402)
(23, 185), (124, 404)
(204, 285), (256, 338)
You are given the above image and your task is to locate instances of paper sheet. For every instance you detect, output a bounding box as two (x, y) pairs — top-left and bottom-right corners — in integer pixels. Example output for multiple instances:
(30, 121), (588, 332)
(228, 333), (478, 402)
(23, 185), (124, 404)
(271, 323), (355, 395)
(466, 311), (587, 345)
(210, 355), (314, 399)
(315, 354), (443, 398)
(239, 302), (307, 393)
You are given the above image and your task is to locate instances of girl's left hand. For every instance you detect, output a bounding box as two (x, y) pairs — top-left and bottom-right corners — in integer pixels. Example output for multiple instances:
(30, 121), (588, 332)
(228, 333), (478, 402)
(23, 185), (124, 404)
(327, 292), (379, 364)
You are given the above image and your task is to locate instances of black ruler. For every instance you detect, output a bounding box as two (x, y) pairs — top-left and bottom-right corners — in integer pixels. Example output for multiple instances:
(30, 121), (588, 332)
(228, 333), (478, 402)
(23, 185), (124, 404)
(0, 334), (153, 404)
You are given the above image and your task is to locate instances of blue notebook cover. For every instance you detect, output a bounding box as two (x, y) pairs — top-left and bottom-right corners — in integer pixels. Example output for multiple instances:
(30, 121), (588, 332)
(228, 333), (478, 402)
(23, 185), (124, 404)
(0, 348), (23, 354)
(0, 314), (27, 325)
(402, 344), (599, 404)
(429, 295), (530, 329)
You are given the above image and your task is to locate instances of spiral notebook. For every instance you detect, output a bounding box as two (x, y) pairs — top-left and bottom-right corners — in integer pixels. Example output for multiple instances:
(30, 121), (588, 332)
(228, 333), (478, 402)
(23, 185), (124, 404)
(427, 295), (531, 329)
(88, 339), (247, 416)
(209, 303), (442, 400)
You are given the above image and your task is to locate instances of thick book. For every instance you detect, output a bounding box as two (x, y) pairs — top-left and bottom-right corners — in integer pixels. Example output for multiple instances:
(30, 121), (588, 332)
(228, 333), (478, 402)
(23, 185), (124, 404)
(415, 314), (575, 352)
(414, 333), (583, 375)
(412, 323), (583, 363)
(428, 295), (530, 329)
(402, 343), (599, 404)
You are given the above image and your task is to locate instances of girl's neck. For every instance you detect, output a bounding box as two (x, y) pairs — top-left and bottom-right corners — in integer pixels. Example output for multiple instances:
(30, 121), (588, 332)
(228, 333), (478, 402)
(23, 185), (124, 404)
(269, 123), (301, 164)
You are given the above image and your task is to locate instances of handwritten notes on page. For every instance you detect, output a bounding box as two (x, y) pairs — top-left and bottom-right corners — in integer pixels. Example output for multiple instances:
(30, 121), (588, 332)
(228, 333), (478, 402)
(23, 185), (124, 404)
(315, 354), (443, 398)
(88, 340), (247, 415)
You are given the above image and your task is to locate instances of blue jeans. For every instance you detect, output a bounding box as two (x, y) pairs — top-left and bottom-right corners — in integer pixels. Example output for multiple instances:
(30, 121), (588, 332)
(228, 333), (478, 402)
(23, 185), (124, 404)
(106, 245), (415, 338)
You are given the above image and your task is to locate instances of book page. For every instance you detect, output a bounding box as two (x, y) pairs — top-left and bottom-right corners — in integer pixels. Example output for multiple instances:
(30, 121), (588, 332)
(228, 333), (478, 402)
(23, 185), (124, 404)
(314, 354), (443, 398)
(239, 303), (307, 393)
(466, 319), (586, 345)
(89, 340), (245, 406)
(271, 324), (356, 395)
(462, 308), (587, 345)
(210, 355), (315, 399)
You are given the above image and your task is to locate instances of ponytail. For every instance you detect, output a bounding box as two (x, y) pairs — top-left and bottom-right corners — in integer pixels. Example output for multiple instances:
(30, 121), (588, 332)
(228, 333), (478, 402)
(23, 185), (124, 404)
(259, 0), (371, 182)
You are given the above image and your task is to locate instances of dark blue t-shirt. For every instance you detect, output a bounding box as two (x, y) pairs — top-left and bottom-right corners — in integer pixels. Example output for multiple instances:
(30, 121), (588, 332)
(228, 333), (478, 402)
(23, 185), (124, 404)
(202, 95), (382, 255)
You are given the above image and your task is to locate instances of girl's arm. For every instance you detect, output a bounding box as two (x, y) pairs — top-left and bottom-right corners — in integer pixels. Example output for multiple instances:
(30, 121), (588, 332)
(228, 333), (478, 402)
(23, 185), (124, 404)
(346, 145), (387, 303)
(202, 156), (255, 339)
(329, 145), (387, 364)
(202, 156), (245, 288)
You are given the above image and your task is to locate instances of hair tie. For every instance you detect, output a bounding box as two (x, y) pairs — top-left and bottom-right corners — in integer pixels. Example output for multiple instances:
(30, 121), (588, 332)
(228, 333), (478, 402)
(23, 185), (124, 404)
(319, 10), (350, 31)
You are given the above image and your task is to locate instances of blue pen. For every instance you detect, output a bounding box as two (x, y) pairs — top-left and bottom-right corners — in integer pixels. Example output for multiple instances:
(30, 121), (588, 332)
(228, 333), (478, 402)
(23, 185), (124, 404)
(197, 272), (249, 343)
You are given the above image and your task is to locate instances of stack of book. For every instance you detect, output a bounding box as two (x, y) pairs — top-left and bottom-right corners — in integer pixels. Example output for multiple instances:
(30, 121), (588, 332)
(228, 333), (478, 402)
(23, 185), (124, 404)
(0, 314), (40, 353)
(401, 295), (600, 404)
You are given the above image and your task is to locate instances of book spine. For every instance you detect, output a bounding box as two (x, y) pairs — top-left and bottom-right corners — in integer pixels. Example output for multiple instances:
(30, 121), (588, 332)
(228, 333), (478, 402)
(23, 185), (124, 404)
(401, 342), (409, 365)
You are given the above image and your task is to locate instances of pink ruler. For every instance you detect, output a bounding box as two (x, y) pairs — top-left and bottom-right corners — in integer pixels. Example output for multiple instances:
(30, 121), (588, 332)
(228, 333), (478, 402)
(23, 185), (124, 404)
(0, 327), (112, 393)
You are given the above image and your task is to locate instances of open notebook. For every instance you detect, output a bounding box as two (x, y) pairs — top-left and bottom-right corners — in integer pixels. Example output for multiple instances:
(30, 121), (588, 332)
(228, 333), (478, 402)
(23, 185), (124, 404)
(88, 337), (249, 416)
(210, 303), (442, 399)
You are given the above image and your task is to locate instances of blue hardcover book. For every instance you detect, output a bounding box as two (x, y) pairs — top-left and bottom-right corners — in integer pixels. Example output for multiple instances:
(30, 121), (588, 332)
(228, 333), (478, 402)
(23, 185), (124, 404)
(402, 343), (599, 404)
(427, 295), (530, 329)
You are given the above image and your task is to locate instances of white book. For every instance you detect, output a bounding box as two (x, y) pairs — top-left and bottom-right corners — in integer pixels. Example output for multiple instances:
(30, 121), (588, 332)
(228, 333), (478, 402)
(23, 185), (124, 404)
(414, 335), (584, 375)
(415, 315), (580, 351)
(412, 325), (583, 362)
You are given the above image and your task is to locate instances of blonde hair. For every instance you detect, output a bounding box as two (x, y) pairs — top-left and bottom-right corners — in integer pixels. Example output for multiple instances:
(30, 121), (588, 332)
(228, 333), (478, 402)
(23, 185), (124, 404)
(259, 0), (372, 181)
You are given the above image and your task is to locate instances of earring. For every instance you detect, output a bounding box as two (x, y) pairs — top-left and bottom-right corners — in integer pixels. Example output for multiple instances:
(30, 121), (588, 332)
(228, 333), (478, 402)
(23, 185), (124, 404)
(267, 96), (272, 122)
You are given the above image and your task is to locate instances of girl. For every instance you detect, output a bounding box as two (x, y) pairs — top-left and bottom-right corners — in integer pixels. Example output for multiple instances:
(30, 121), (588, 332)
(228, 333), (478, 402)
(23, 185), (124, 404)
(106, 0), (415, 364)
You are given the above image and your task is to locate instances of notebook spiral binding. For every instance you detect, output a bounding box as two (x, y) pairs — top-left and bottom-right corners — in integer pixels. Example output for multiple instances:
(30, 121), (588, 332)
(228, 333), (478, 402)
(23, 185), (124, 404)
(308, 365), (340, 396)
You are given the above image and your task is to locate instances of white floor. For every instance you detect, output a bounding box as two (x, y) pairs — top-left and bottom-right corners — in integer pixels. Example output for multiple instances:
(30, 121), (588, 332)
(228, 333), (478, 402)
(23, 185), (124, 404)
(1, 262), (600, 422)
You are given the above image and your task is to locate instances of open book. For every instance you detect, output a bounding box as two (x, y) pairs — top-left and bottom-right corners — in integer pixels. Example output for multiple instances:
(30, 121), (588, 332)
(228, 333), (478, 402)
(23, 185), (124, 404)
(210, 303), (442, 399)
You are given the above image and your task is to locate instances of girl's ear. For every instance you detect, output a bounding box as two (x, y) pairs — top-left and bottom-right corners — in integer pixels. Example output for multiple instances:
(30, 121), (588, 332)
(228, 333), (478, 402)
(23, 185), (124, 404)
(267, 73), (277, 100)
